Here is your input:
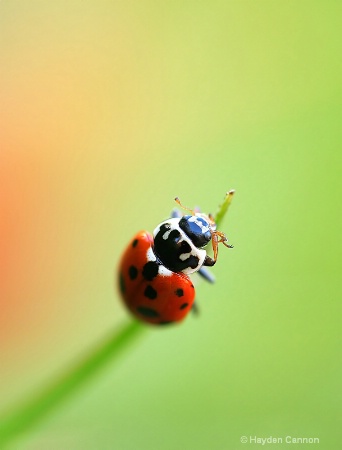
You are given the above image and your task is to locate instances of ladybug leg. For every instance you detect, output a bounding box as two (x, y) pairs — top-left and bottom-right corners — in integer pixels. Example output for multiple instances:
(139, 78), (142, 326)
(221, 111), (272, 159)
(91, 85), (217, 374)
(214, 230), (234, 249)
(211, 232), (219, 262)
(208, 212), (216, 227)
(191, 301), (200, 316)
(209, 230), (233, 264)
(198, 267), (215, 283)
(203, 254), (216, 267)
(171, 208), (182, 219)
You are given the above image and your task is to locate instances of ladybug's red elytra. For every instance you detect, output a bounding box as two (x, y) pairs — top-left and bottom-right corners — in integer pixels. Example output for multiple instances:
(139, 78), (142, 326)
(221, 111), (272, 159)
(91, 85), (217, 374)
(118, 197), (233, 325)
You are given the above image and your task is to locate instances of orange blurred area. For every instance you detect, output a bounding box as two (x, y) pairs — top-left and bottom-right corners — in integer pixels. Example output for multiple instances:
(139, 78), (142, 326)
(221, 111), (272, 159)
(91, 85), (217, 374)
(0, 4), (169, 403)
(0, 148), (72, 347)
(0, 5), (146, 353)
(1, 2), (341, 448)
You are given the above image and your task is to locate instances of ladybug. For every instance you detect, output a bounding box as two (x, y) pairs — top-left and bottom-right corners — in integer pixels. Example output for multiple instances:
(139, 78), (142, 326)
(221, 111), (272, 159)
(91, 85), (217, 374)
(118, 197), (233, 325)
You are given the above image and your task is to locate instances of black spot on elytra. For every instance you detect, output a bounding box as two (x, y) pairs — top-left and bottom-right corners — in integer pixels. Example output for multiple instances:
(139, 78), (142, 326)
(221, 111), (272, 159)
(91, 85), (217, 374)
(142, 261), (159, 281)
(191, 284), (194, 289)
(119, 274), (125, 294)
(180, 303), (189, 310)
(175, 288), (184, 297)
(132, 239), (138, 248)
(137, 306), (159, 318)
(144, 285), (157, 300)
(128, 265), (138, 280)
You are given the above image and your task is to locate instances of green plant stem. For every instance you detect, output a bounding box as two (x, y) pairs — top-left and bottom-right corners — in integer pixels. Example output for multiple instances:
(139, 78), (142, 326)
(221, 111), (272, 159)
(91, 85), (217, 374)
(0, 190), (234, 447)
(0, 321), (145, 446)
(214, 190), (235, 228)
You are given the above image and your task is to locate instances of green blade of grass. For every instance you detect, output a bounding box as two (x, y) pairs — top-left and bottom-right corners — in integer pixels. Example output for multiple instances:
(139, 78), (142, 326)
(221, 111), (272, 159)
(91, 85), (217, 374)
(0, 190), (235, 447)
(0, 321), (145, 447)
(214, 190), (235, 228)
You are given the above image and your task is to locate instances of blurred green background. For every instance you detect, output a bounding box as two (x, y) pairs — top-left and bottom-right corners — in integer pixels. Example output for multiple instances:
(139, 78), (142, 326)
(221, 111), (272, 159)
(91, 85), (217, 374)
(1, 1), (341, 449)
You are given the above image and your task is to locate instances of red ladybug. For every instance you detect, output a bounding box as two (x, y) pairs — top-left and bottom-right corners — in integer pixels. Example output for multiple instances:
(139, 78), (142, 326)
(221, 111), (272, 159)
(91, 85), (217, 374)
(118, 198), (233, 325)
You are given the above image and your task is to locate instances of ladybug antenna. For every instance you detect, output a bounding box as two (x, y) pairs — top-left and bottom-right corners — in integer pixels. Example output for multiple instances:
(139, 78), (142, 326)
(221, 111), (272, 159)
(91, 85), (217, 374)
(174, 197), (196, 216)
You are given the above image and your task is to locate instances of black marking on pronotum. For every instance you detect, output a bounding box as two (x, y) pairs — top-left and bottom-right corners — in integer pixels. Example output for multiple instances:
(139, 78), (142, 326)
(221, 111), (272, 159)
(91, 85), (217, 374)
(119, 274), (125, 294)
(142, 261), (159, 281)
(180, 241), (192, 253)
(144, 285), (157, 300)
(186, 255), (200, 269)
(128, 265), (138, 280)
(154, 224), (199, 272)
(180, 303), (189, 310)
(132, 239), (138, 248)
(175, 288), (184, 297)
(136, 306), (159, 318)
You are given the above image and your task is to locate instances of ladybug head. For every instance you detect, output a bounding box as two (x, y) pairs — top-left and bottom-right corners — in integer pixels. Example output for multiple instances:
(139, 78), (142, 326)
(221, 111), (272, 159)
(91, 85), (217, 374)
(179, 215), (213, 248)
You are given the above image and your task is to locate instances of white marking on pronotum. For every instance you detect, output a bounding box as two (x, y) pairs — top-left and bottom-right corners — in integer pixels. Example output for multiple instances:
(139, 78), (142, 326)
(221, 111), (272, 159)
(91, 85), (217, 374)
(162, 229), (172, 240)
(146, 248), (156, 262)
(179, 252), (191, 261)
(158, 265), (172, 276)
